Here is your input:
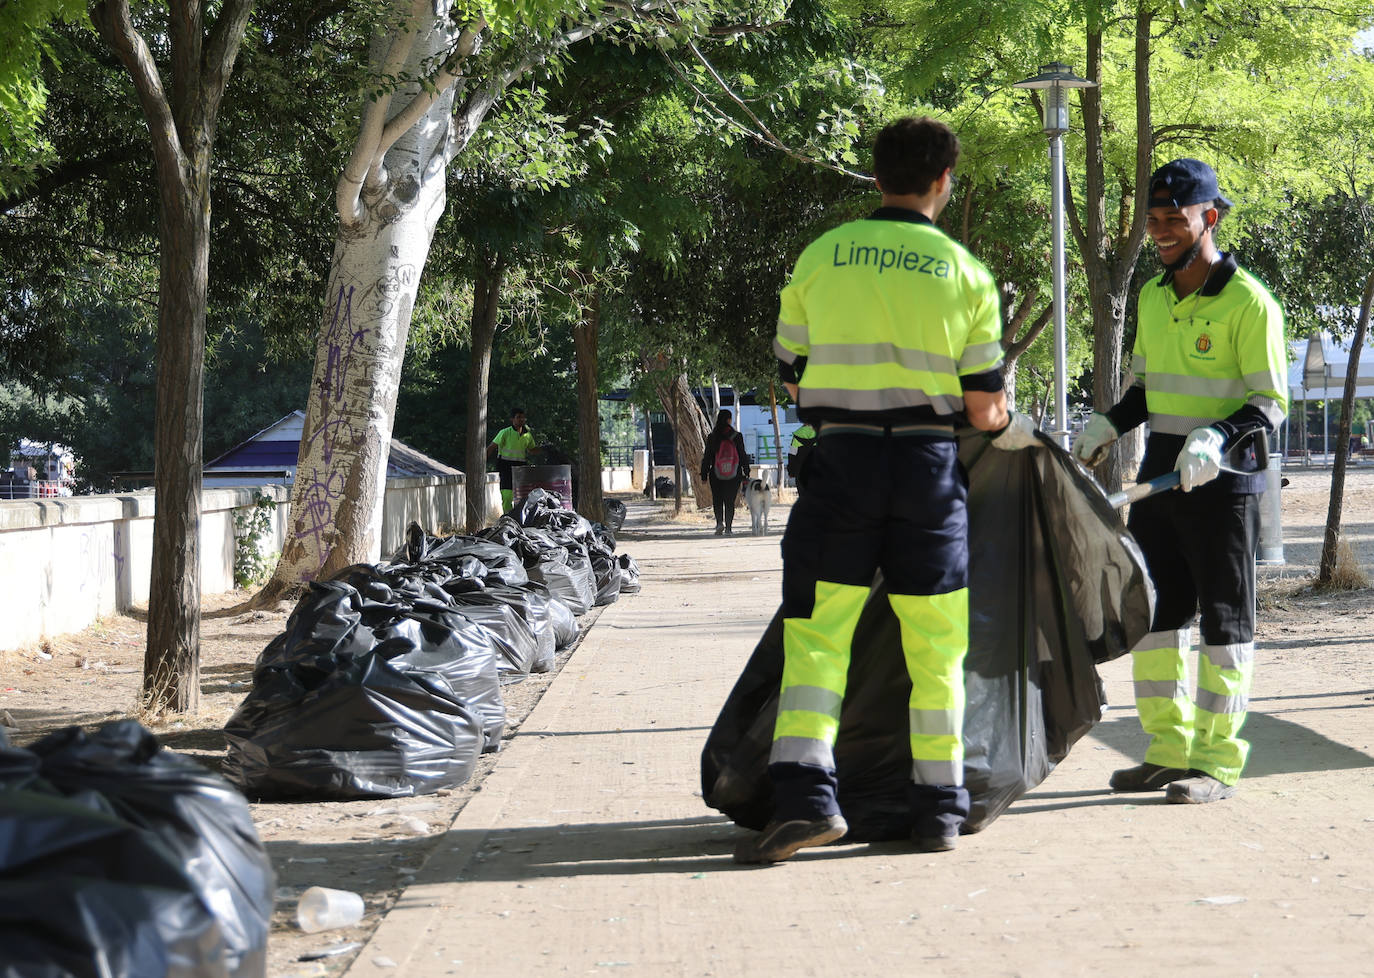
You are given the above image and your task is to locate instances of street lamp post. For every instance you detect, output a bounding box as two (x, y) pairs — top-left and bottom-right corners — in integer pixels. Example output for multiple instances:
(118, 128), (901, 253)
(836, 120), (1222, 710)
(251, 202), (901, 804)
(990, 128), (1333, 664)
(1013, 62), (1097, 448)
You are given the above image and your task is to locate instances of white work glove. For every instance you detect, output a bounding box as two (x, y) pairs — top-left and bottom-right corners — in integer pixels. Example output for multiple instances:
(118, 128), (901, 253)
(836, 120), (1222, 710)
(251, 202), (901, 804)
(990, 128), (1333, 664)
(1072, 412), (1119, 467)
(1175, 426), (1225, 491)
(988, 411), (1041, 451)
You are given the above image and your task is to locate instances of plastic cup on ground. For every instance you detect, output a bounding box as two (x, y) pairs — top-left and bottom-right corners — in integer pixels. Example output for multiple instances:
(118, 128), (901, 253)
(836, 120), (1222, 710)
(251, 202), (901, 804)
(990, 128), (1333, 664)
(296, 886), (365, 933)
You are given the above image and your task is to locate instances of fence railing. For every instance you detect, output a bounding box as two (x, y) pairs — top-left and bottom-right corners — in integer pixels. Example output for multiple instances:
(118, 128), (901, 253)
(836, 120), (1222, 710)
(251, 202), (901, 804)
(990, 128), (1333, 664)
(0, 480), (66, 499)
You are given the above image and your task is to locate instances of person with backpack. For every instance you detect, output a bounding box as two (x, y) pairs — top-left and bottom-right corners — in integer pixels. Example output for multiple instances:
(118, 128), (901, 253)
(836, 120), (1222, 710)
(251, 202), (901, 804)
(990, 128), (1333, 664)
(700, 409), (750, 535)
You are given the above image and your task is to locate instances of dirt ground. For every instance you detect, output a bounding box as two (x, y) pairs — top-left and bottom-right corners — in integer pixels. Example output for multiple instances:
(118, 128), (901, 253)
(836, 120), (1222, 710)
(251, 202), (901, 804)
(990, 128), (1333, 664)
(2, 469), (1373, 977)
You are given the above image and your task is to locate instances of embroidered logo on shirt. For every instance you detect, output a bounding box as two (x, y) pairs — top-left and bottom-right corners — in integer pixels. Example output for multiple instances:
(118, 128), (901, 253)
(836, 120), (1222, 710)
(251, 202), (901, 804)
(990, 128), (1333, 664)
(1195, 333), (1212, 354)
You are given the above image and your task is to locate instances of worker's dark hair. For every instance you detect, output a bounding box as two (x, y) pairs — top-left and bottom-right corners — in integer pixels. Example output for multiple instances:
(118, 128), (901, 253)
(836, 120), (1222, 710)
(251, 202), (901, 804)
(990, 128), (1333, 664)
(509, 407), (526, 419)
(872, 116), (960, 196)
(713, 409), (733, 434)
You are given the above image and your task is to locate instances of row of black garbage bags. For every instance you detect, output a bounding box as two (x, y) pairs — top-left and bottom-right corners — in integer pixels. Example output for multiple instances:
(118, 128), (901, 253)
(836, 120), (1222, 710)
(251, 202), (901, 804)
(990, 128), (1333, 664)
(223, 490), (638, 801)
(0, 490), (638, 977)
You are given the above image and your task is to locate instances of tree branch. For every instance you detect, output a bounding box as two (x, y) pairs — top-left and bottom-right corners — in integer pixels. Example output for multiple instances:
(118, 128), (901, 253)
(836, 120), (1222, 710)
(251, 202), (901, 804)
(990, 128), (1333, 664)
(90, 0), (189, 198)
(375, 19), (487, 162)
(336, 0), (428, 225)
(0, 147), (143, 214)
(201, 0), (256, 133)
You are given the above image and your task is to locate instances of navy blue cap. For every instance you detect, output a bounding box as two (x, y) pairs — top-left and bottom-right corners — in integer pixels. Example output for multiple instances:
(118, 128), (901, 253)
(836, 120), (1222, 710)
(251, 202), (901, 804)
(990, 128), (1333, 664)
(1148, 158), (1232, 209)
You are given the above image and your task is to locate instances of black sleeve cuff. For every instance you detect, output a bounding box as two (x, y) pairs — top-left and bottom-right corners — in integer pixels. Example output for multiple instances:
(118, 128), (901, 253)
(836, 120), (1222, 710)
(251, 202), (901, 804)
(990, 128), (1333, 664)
(778, 355), (807, 386)
(1212, 404), (1272, 450)
(960, 368), (1005, 394)
(1105, 385), (1148, 433)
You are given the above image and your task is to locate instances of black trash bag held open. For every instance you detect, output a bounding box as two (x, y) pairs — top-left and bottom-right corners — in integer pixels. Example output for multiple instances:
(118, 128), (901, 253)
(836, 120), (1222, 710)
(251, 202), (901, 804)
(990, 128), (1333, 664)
(701, 435), (1153, 837)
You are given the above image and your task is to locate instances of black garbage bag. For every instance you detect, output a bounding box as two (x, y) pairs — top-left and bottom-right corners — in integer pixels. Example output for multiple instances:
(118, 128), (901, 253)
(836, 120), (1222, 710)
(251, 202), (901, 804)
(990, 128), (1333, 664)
(390, 528), (529, 588)
(523, 580), (580, 650)
(441, 597), (540, 683)
(590, 550), (622, 606)
(617, 554), (641, 593)
(0, 721), (274, 978)
(368, 600), (507, 750)
(604, 499), (627, 531)
(643, 475), (674, 498)
(222, 582), (488, 800)
(0, 789), (231, 978)
(588, 522), (617, 554)
(701, 435), (1153, 838)
(450, 583), (557, 673)
(526, 545), (595, 616)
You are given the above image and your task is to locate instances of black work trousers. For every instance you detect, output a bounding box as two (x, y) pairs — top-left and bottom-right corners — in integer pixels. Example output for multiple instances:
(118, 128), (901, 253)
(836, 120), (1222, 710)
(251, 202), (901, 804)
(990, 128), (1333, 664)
(709, 474), (742, 529)
(772, 428), (971, 837)
(1126, 487), (1260, 641)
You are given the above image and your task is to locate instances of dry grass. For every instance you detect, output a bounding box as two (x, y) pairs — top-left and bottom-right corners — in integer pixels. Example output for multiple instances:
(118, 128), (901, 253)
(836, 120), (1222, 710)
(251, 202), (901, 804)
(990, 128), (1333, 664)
(1323, 538), (1372, 591)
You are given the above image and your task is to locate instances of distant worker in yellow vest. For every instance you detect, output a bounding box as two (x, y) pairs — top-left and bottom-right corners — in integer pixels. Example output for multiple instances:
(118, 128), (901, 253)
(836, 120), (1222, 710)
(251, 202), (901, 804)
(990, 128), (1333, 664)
(487, 407), (539, 512)
(785, 423), (817, 491)
(1072, 158), (1287, 804)
(733, 116), (1041, 866)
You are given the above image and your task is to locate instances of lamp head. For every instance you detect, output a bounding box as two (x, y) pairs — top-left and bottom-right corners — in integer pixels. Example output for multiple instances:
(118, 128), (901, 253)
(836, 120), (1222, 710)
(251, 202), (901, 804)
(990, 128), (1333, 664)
(1012, 62), (1097, 135)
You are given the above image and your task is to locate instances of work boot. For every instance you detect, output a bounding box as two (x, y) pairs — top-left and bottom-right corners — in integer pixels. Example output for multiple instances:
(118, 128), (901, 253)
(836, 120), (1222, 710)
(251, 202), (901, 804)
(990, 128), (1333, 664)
(733, 814), (847, 864)
(724, 526), (733, 536)
(714, 523), (724, 536)
(1166, 773), (1237, 804)
(1109, 762), (1192, 792)
(912, 830), (958, 853)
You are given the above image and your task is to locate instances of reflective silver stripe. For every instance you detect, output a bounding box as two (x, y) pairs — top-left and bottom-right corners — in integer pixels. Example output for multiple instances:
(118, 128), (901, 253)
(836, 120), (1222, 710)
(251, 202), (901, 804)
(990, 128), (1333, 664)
(774, 337), (800, 363)
(1244, 370), (1283, 393)
(777, 319), (809, 348)
(1148, 413), (1222, 436)
(800, 386), (964, 415)
(1135, 679), (1187, 700)
(908, 707), (959, 738)
(806, 342), (957, 374)
(770, 736), (834, 768)
(1247, 393), (1286, 427)
(779, 685), (843, 719)
(957, 340), (1004, 372)
(911, 759), (962, 786)
(1201, 641), (1254, 669)
(1147, 373), (1248, 399)
(1135, 628), (1190, 654)
(1196, 689), (1248, 715)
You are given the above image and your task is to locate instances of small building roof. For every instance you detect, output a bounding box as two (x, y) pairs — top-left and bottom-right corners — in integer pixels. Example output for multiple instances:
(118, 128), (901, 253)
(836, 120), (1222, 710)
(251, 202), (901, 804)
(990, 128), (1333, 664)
(205, 411), (459, 480)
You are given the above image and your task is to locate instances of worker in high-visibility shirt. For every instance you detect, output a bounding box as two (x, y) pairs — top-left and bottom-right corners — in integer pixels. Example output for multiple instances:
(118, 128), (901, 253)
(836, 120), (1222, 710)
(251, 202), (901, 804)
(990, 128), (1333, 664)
(487, 407), (539, 512)
(786, 423), (817, 491)
(1073, 159), (1287, 804)
(733, 117), (1041, 865)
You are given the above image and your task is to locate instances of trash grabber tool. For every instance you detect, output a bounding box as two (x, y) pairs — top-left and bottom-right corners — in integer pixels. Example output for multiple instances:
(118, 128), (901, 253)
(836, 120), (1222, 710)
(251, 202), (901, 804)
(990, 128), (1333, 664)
(1104, 430), (1271, 509)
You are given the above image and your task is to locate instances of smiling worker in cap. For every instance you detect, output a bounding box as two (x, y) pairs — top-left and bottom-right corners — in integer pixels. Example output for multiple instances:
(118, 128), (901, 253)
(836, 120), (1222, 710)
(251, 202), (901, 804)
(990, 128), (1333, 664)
(1071, 158), (1287, 803)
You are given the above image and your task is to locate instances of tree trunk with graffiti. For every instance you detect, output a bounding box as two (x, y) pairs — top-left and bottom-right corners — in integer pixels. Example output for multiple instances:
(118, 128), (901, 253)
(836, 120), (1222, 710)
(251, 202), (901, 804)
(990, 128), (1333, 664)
(254, 5), (632, 601)
(259, 5), (462, 599)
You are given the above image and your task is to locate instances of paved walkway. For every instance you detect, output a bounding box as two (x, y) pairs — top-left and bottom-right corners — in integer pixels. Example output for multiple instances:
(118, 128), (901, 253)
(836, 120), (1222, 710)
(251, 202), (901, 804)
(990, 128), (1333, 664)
(345, 499), (1374, 978)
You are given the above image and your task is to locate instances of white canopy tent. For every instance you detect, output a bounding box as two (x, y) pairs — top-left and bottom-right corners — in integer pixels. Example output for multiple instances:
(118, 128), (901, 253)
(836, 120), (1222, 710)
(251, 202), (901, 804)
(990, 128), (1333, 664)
(1287, 331), (1374, 458)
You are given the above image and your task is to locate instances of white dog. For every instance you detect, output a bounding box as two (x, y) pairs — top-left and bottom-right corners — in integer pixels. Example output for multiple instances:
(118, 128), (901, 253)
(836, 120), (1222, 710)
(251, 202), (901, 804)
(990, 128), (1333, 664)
(743, 476), (772, 536)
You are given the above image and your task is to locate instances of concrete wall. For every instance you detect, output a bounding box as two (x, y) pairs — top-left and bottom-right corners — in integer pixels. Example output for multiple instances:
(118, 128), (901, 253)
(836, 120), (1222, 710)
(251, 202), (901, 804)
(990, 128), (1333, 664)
(600, 467), (633, 493)
(0, 473), (504, 652)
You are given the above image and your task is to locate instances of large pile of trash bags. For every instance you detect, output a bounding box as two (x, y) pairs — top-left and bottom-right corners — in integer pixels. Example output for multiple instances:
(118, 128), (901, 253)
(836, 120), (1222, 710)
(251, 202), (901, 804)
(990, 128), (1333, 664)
(222, 489), (639, 802)
(0, 720), (275, 977)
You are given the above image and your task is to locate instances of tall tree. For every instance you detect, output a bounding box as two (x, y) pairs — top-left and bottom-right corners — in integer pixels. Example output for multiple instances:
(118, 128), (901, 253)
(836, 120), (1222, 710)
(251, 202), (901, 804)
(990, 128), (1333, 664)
(88, 0), (254, 712)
